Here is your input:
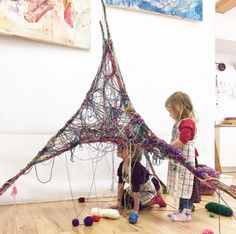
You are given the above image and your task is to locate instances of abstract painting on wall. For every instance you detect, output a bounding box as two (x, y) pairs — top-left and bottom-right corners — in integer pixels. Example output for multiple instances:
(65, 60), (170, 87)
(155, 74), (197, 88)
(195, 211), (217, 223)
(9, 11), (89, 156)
(105, 0), (203, 21)
(0, 0), (91, 49)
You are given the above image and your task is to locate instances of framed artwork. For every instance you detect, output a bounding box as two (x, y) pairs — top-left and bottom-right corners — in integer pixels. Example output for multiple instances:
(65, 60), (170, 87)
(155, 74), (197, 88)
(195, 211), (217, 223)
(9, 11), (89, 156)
(0, 0), (91, 49)
(105, 0), (203, 21)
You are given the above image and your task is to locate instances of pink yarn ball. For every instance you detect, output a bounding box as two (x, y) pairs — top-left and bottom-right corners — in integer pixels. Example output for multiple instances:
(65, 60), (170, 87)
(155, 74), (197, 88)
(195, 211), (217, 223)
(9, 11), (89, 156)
(201, 229), (214, 234)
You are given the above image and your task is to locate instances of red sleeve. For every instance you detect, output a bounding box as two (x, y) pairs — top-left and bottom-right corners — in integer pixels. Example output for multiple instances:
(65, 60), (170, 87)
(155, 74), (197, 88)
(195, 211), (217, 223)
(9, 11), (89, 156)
(179, 119), (195, 144)
(179, 119), (199, 157)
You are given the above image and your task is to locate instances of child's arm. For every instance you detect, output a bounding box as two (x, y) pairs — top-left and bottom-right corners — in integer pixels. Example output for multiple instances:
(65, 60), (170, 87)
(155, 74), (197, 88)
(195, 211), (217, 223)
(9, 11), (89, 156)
(112, 160), (125, 209)
(110, 183), (124, 210)
(117, 183), (124, 207)
(171, 119), (196, 149)
(171, 138), (184, 149)
(109, 183), (124, 210)
(132, 192), (140, 213)
(129, 192), (140, 224)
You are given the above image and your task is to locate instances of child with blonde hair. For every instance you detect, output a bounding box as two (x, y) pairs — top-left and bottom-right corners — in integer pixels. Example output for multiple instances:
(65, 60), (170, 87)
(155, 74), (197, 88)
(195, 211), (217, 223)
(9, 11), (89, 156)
(165, 91), (201, 222)
(111, 144), (166, 214)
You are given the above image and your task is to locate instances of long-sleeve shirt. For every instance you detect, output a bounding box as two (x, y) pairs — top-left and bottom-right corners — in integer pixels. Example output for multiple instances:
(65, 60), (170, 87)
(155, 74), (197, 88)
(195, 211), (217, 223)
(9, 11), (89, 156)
(117, 161), (160, 192)
(179, 119), (199, 157)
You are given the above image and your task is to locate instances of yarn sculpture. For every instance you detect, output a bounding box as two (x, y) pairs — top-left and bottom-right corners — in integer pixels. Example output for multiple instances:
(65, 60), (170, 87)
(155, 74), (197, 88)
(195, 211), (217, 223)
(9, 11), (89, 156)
(205, 202), (233, 217)
(0, 0), (236, 202)
(201, 229), (214, 234)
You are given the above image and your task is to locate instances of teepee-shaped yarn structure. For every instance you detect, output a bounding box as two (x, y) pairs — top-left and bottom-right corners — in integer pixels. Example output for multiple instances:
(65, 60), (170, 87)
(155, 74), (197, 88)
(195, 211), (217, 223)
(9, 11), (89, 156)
(0, 1), (235, 200)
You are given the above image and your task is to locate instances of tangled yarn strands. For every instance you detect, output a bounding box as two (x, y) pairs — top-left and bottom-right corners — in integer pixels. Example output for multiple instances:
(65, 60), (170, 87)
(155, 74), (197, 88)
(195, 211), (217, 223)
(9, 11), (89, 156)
(0, 1), (236, 202)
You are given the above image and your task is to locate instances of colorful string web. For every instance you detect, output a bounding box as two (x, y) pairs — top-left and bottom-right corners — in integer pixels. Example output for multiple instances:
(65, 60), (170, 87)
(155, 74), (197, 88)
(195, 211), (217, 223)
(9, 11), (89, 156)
(0, 1), (236, 204)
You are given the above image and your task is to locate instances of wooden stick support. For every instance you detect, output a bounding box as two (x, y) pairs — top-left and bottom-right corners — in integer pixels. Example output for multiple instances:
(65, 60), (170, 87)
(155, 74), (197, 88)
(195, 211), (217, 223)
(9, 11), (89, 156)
(145, 153), (167, 194)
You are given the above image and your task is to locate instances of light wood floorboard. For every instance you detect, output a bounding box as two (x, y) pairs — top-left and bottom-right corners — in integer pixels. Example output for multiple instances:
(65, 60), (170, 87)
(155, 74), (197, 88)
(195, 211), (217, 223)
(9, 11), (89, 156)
(1, 173), (236, 234)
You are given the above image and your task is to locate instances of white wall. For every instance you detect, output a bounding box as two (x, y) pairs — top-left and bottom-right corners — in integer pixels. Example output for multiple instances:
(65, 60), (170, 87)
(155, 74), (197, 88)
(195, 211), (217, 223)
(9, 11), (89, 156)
(0, 1), (215, 204)
(216, 13), (236, 42)
(215, 12), (236, 172)
(215, 13), (236, 56)
(215, 53), (236, 120)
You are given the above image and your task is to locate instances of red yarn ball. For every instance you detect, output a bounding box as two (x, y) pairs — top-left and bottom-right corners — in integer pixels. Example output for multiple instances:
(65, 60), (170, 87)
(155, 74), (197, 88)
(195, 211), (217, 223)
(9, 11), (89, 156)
(92, 215), (100, 222)
(84, 216), (93, 226)
(78, 197), (85, 203)
(72, 218), (79, 226)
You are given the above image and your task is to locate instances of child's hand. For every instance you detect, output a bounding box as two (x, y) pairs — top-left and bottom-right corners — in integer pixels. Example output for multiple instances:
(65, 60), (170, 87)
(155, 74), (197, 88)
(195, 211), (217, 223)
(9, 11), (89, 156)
(109, 202), (122, 210)
(109, 203), (118, 209)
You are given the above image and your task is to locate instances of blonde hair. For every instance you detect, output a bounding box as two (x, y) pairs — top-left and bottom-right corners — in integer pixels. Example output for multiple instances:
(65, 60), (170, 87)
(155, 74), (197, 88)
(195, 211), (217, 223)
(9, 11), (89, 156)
(165, 91), (196, 121)
(117, 144), (144, 161)
(131, 145), (143, 162)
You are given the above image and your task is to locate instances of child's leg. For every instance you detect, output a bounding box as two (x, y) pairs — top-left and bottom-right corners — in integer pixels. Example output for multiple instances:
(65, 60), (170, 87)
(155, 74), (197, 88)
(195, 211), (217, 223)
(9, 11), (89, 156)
(171, 199), (192, 222)
(121, 191), (143, 210)
(150, 192), (167, 207)
(179, 198), (193, 211)
(179, 198), (184, 212)
(167, 198), (182, 218)
(121, 191), (133, 209)
(150, 177), (167, 207)
(179, 199), (195, 212)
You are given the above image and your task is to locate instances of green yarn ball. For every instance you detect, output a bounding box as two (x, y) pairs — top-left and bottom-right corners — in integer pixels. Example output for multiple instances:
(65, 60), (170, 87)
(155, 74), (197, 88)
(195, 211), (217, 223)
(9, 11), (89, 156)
(205, 202), (233, 217)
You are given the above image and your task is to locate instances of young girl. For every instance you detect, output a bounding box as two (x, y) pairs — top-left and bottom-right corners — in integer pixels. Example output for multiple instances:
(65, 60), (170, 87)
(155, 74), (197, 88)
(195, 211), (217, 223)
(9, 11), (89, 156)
(111, 144), (166, 214)
(165, 91), (201, 222)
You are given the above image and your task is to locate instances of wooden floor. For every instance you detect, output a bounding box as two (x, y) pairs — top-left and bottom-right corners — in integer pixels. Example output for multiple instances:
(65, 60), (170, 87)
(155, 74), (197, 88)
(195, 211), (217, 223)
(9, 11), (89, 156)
(1, 174), (236, 234)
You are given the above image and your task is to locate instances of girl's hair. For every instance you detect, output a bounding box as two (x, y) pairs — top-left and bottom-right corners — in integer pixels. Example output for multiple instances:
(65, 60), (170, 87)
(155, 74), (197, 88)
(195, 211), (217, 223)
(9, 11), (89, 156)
(117, 144), (143, 161)
(131, 145), (143, 162)
(165, 91), (196, 121)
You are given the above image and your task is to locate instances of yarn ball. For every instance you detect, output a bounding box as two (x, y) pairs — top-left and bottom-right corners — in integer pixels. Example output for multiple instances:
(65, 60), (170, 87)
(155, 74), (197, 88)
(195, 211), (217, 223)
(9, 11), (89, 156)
(200, 183), (216, 195)
(91, 207), (120, 219)
(205, 202), (233, 217)
(84, 216), (94, 226)
(128, 213), (139, 224)
(198, 165), (220, 178)
(72, 218), (80, 227)
(201, 229), (214, 234)
(195, 167), (208, 179)
(78, 197), (85, 203)
(92, 215), (100, 222)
